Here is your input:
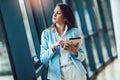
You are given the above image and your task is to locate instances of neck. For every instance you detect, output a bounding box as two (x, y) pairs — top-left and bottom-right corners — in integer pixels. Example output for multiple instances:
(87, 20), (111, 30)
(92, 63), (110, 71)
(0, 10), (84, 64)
(56, 23), (65, 31)
(55, 23), (65, 37)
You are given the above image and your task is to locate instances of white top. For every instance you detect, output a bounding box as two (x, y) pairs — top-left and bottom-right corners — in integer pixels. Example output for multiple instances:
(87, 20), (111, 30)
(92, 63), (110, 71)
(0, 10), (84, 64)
(55, 25), (85, 67)
(55, 25), (72, 66)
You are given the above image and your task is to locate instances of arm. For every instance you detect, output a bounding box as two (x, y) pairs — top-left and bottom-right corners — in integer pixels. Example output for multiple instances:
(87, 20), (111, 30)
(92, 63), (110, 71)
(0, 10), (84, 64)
(75, 41), (86, 62)
(64, 28), (85, 62)
(64, 40), (85, 62)
(74, 28), (85, 61)
(40, 30), (64, 65)
(40, 30), (55, 65)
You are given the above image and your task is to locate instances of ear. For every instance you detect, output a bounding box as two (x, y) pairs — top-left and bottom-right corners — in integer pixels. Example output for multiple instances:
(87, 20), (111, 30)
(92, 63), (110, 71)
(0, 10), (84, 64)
(64, 19), (67, 21)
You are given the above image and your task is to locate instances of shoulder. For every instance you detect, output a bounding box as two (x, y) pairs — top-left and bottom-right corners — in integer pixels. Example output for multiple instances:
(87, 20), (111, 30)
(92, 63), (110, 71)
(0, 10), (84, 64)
(42, 28), (50, 33)
(69, 27), (83, 37)
(41, 28), (55, 38)
(69, 27), (81, 33)
(41, 29), (50, 37)
(42, 28), (52, 35)
(69, 27), (80, 31)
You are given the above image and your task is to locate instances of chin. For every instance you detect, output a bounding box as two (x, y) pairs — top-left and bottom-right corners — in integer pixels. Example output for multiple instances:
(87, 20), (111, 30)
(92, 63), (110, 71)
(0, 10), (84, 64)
(52, 20), (56, 23)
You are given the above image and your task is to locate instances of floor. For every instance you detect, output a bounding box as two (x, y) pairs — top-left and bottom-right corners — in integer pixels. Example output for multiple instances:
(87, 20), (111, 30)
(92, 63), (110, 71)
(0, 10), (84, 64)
(0, 75), (13, 80)
(0, 54), (120, 80)
(95, 59), (120, 80)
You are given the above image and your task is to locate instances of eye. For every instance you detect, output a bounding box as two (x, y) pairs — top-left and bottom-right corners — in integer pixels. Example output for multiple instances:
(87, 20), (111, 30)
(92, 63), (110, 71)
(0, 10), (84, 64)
(53, 11), (62, 15)
(57, 12), (62, 14)
(57, 11), (62, 14)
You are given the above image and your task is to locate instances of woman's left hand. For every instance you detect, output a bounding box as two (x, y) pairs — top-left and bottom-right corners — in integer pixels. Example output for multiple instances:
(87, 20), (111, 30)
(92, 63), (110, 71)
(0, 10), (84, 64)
(64, 42), (79, 56)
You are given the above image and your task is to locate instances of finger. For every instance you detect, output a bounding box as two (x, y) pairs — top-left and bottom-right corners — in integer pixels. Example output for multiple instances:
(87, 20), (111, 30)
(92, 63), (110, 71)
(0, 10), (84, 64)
(64, 45), (70, 48)
(64, 47), (72, 52)
(64, 47), (68, 50)
(59, 40), (63, 45)
(64, 47), (71, 51)
(61, 43), (64, 48)
(75, 43), (79, 47)
(66, 43), (72, 47)
(61, 40), (64, 44)
(71, 41), (75, 46)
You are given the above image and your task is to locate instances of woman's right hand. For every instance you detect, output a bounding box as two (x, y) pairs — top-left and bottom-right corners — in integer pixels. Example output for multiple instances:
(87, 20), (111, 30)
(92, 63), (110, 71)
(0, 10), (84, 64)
(52, 40), (64, 51)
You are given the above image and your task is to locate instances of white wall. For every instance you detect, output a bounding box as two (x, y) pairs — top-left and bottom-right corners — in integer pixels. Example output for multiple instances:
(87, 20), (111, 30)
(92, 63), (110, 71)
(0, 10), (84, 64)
(110, 0), (120, 62)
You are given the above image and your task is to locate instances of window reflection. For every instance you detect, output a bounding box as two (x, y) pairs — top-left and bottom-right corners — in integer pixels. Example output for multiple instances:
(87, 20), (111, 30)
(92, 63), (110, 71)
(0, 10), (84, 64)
(91, 0), (103, 29)
(18, 0), (42, 79)
(91, 37), (100, 67)
(82, 0), (93, 35)
(0, 14), (13, 80)
(74, 10), (83, 35)
(108, 30), (117, 57)
(84, 9), (93, 35)
(18, 0), (36, 57)
(99, 32), (109, 62)
(100, 0), (117, 57)
(100, 0), (112, 29)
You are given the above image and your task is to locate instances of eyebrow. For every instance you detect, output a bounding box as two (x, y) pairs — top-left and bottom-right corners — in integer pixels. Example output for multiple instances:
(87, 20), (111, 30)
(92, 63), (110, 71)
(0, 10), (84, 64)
(54, 10), (62, 12)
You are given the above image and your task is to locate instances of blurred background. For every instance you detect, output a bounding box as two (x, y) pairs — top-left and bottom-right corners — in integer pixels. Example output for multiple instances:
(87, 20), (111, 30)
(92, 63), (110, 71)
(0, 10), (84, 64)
(0, 0), (120, 80)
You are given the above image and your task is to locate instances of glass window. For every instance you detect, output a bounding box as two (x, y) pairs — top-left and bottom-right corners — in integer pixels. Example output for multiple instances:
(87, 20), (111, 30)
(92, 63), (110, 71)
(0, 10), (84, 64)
(41, 0), (54, 27)
(82, 0), (93, 35)
(18, 0), (36, 57)
(69, 0), (83, 35)
(100, 0), (112, 29)
(74, 10), (83, 35)
(108, 30), (117, 57)
(0, 14), (13, 80)
(83, 42), (93, 77)
(18, 0), (42, 79)
(100, 0), (117, 57)
(91, 37), (100, 68)
(91, 0), (103, 29)
(99, 32), (109, 62)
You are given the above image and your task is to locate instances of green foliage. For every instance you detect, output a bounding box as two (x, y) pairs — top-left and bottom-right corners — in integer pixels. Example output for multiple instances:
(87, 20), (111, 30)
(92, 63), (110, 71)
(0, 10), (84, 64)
(0, 70), (12, 76)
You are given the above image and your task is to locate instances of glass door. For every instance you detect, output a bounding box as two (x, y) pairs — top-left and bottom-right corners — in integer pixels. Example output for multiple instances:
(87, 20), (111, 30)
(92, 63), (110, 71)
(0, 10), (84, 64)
(0, 13), (13, 80)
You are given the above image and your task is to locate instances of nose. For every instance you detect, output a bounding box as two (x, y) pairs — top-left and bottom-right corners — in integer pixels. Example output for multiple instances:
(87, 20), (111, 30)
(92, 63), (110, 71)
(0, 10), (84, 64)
(53, 12), (57, 17)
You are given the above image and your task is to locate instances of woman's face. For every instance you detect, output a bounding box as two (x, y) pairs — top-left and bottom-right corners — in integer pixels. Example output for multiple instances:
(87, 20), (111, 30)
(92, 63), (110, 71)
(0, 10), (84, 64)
(52, 6), (65, 24)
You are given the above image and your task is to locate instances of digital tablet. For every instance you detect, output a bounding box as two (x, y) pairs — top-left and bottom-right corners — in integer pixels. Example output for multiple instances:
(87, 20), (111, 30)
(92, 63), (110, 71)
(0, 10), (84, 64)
(65, 37), (83, 47)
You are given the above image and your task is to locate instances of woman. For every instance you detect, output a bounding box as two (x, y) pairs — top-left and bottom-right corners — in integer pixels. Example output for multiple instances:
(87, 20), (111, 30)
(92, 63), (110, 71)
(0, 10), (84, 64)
(40, 3), (87, 80)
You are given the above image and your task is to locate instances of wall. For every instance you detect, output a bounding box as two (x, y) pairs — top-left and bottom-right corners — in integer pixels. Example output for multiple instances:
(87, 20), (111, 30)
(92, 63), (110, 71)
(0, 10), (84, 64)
(110, 0), (120, 62)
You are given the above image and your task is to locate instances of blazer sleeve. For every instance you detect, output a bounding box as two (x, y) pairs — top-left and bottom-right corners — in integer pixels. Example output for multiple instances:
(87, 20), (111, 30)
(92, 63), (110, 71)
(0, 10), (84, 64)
(72, 28), (86, 62)
(40, 29), (55, 65)
(76, 41), (86, 61)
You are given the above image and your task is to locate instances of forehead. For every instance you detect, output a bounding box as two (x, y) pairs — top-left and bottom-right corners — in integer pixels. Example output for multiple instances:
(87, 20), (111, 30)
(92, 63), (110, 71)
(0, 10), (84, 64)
(54, 6), (61, 12)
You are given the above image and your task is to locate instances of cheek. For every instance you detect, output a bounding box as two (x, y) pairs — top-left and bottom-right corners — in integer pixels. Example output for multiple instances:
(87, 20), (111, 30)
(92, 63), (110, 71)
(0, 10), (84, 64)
(52, 15), (64, 23)
(57, 16), (64, 21)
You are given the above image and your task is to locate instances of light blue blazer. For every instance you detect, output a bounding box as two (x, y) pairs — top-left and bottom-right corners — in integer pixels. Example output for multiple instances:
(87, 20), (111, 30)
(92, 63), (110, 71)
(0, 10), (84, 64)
(40, 27), (87, 80)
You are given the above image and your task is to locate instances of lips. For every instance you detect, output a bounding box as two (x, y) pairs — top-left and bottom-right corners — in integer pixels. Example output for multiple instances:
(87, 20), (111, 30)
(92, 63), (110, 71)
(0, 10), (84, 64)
(53, 18), (56, 20)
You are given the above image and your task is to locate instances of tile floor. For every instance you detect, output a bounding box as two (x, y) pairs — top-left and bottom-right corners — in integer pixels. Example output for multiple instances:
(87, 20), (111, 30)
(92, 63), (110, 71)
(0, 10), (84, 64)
(95, 59), (120, 80)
